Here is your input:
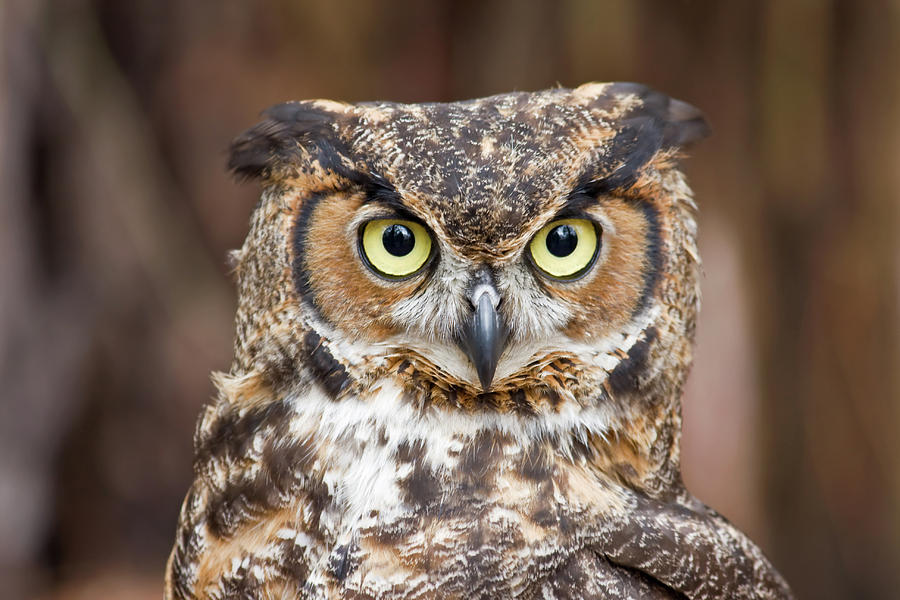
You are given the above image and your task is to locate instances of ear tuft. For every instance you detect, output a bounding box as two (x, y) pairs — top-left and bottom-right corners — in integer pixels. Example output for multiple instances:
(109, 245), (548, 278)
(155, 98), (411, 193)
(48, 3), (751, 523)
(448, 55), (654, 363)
(661, 98), (711, 148)
(602, 82), (710, 150)
(227, 102), (342, 181)
(580, 83), (710, 193)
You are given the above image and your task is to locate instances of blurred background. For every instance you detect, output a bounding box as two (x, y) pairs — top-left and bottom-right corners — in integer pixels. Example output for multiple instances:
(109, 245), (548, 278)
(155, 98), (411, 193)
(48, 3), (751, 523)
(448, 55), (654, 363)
(2, 0), (898, 598)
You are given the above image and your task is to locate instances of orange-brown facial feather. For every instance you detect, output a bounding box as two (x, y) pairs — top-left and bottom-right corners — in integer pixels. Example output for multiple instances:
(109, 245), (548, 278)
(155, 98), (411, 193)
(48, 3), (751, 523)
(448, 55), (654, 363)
(297, 189), (428, 340)
(386, 348), (585, 412)
(544, 196), (656, 340)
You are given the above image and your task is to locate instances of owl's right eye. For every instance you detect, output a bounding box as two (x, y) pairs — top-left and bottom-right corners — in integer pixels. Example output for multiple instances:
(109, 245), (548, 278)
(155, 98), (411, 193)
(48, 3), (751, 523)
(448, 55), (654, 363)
(359, 219), (434, 279)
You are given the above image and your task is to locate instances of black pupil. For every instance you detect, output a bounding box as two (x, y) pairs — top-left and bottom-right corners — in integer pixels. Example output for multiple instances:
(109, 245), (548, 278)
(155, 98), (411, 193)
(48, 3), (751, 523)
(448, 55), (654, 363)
(546, 224), (578, 257)
(382, 224), (415, 256)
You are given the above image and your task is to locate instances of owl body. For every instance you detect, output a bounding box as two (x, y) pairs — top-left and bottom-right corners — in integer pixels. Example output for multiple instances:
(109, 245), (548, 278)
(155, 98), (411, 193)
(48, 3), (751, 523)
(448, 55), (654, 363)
(166, 84), (793, 599)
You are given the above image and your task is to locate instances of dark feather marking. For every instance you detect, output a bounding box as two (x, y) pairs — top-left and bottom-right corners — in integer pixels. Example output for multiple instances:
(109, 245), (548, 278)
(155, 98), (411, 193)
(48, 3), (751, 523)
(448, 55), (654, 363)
(300, 330), (351, 398)
(603, 82), (710, 149)
(570, 120), (660, 197)
(367, 514), (421, 547)
(572, 84), (709, 199)
(395, 439), (419, 463)
(195, 399), (291, 466)
(215, 551), (308, 598)
(508, 388), (533, 414)
(292, 190), (330, 303)
(168, 559), (194, 600)
(404, 458), (443, 508)
(217, 558), (264, 597)
(529, 480), (562, 529)
(262, 436), (318, 483)
(530, 480), (583, 540)
(262, 342), (304, 391)
(542, 549), (684, 599)
(458, 430), (507, 494)
(599, 493), (793, 598)
(360, 175), (407, 213)
(601, 121), (665, 193)
(607, 327), (658, 396)
(636, 198), (664, 313)
(517, 442), (554, 482)
(445, 387), (458, 406)
(228, 102), (347, 181)
(545, 387), (562, 408)
(395, 440), (445, 510)
(170, 489), (203, 599)
(327, 544), (356, 582)
(570, 433), (595, 463)
(205, 436), (319, 539)
(278, 539), (312, 587)
(205, 481), (253, 539)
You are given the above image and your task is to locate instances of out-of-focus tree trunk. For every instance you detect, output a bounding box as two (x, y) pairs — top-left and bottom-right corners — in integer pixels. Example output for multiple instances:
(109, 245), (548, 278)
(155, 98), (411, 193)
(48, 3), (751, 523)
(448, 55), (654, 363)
(629, 1), (900, 597)
(0, 2), (88, 597)
(755, 1), (900, 597)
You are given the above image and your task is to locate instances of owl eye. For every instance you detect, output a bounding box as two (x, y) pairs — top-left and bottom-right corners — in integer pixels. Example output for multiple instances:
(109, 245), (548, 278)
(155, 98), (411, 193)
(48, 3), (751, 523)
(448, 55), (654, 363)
(528, 218), (600, 280)
(360, 219), (433, 278)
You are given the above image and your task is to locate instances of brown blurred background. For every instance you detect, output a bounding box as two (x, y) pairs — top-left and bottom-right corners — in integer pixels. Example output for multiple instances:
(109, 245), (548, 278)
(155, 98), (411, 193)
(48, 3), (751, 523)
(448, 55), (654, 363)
(1, 1), (898, 598)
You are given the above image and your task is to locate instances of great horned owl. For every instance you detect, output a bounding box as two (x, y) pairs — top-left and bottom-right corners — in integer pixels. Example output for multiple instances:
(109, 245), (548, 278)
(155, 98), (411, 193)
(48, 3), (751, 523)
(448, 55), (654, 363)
(165, 83), (793, 599)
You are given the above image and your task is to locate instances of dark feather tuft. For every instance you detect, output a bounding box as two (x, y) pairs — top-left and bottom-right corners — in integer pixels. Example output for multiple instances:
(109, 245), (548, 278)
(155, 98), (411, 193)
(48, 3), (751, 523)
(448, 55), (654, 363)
(227, 102), (343, 180)
(577, 83), (710, 195)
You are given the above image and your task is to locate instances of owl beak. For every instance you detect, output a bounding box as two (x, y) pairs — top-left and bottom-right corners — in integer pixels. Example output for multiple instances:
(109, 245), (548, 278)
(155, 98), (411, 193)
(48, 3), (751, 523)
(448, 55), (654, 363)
(458, 282), (508, 391)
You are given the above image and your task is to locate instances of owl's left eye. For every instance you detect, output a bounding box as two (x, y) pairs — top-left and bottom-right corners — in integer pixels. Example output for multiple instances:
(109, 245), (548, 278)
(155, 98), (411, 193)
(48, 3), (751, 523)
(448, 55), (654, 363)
(360, 219), (433, 278)
(528, 218), (600, 280)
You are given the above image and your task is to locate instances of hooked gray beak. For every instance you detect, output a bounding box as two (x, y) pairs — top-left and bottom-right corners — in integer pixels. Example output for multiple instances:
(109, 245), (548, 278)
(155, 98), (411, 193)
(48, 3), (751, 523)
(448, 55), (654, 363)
(457, 276), (508, 391)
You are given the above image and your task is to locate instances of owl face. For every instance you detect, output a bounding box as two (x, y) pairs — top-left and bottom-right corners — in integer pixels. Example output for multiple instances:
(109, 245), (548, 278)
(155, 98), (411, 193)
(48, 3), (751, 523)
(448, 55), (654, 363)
(229, 82), (708, 410)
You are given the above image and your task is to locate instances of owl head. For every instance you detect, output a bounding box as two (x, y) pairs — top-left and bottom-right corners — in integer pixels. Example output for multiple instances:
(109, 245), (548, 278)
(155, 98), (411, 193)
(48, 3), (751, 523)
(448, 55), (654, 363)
(226, 82), (707, 441)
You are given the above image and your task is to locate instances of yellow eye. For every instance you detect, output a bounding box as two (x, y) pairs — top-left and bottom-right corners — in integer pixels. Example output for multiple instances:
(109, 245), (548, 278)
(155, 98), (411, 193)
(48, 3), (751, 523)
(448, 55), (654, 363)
(528, 218), (600, 279)
(360, 219), (433, 278)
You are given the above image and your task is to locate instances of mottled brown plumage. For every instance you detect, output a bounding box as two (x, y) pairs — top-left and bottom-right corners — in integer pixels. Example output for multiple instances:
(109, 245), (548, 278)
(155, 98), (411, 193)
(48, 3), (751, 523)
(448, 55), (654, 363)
(165, 83), (793, 599)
